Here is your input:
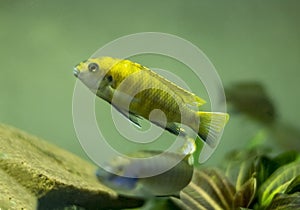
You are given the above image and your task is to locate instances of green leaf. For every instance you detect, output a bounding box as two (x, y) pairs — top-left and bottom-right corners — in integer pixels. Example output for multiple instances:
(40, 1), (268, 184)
(224, 150), (257, 191)
(192, 136), (204, 167)
(169, 197), (193, 210)
(138, 198), (182, 210)
(233, 176), (257, 208)
(247, 129), (268, 149)
(272, 151), (300, 168)
(285, 175), (300, 194)
(258, 160), (300, 207)
(256, 155), (275, 186)
(177, 169), (235, 210)
(266, 192), (300, 210)
(256, 151), (300, 188)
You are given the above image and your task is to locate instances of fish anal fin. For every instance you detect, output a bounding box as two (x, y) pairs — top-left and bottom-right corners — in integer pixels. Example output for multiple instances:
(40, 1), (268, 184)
(112, 105), (142, 128)
(166, 122), (185, 136)
(129, 113), (141, 128)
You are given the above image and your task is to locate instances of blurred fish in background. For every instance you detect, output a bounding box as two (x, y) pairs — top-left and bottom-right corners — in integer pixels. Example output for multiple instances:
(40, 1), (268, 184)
(225, 81), (300, 151)
(96, 150), (194, 198)
(225, 81), (276, 125)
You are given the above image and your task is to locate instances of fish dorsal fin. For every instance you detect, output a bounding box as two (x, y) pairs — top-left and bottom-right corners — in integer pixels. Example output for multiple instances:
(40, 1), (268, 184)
(142, 66), (206, 107)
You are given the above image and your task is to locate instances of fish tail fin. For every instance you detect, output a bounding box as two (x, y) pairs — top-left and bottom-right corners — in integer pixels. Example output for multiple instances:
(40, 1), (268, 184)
(196, 111), (229, 148)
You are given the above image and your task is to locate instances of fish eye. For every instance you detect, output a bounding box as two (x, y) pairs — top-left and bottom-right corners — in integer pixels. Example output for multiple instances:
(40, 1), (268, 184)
(107, 75), (113, 82)
(88, 63), (99, 73)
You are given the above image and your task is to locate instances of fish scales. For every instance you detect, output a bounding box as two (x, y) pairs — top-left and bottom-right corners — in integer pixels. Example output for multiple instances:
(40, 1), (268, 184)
(110, 61), (192, 124)
(74, 57), (229, 148)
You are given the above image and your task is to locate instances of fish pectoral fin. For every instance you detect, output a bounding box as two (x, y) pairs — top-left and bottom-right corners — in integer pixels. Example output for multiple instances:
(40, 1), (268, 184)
(166, 122), (185, 136)
(129, 112), (142, 128)
(112, 105), (142, 128)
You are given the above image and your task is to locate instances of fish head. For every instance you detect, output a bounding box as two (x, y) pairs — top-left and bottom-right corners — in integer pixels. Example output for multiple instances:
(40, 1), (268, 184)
(73, 57), (120, 92)
(96, 155), (140, 193)
(96, 167), (139, 192)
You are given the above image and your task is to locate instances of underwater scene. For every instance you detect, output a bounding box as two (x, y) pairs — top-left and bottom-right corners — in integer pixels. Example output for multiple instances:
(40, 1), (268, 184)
(1, 1), (300, 209)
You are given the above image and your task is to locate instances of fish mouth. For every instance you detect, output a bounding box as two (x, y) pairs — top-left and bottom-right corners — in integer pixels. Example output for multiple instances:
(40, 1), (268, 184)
(73, 67), (79, 77)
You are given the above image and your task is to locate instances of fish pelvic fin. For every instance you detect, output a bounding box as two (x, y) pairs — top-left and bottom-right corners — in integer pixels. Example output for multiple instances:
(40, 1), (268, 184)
(197, 111), (229, 148)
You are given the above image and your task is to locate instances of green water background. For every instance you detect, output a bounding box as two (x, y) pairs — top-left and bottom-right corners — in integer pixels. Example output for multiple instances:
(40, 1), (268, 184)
(1, 0), (299, 166)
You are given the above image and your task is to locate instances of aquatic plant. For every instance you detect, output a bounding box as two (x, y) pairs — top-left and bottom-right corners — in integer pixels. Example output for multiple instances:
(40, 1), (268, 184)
(133, 147), (299, 210)
(171, 148), (300, 210)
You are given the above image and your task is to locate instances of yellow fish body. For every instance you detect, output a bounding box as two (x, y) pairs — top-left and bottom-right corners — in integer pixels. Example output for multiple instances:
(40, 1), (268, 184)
(74, 57), (229, 147)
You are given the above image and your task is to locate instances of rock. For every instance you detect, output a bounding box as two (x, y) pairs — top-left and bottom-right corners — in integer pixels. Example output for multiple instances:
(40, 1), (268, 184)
(0, 124), (144, 209)
(0, 168), (37, 209)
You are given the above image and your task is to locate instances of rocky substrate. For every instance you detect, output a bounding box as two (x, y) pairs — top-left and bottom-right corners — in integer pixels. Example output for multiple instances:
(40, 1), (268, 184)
(0, 124), (144, 209)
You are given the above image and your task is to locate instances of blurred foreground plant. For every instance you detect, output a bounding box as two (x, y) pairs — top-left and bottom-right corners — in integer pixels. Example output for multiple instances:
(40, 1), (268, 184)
(135, 147), (300, 210)
(167, 148), (300, 210)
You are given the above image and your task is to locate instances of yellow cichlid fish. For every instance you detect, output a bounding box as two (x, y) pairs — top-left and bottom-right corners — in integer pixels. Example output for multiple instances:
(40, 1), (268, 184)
(74, 57), (229, 147)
